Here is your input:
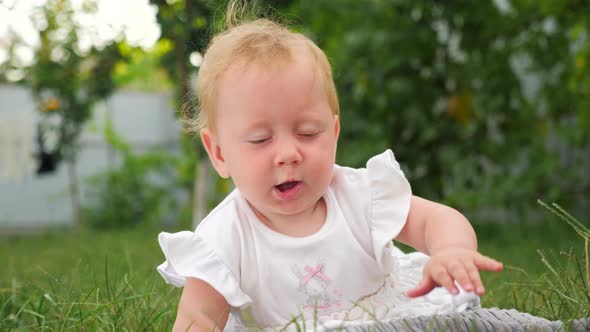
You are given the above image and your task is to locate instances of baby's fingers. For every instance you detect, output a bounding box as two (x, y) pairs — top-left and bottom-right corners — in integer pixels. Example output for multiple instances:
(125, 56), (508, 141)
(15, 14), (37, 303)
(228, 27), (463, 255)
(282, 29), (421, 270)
(431, 266), (458, 295)
(474, 254), (504, 272)
(465, 264), (485, 295)
(406, 278), (436, 298)
(448, 262), (474, 293)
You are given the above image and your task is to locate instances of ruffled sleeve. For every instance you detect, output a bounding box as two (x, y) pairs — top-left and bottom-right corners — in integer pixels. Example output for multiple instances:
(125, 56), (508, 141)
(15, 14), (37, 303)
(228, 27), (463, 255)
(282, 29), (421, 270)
(157, 231), (252, 308)
(367, 149), (412, 268)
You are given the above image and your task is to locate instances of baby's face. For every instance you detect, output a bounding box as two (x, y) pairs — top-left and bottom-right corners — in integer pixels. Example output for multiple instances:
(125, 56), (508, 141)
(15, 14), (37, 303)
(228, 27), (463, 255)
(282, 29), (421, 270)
(207, 53), (339, 221)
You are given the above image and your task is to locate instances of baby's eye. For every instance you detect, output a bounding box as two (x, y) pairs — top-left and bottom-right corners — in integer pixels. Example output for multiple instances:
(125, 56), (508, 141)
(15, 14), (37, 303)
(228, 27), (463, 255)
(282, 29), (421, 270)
(298, 132), (318, 138)
(248, 138), (270, 144)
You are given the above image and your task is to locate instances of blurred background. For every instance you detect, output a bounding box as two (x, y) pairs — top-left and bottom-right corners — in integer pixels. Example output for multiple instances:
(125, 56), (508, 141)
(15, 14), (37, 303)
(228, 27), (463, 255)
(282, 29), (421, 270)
(0, 0), (589, 329)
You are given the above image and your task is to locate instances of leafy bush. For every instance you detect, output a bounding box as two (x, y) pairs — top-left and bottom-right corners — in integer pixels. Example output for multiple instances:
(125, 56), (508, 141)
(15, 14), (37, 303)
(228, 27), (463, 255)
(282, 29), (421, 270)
(292, 0), (590, 220)
(82, 121), (179, 229)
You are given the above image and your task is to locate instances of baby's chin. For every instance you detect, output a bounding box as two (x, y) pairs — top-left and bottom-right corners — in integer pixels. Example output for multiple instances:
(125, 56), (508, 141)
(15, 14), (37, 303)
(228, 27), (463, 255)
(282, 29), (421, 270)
(255, 197), (323, 217)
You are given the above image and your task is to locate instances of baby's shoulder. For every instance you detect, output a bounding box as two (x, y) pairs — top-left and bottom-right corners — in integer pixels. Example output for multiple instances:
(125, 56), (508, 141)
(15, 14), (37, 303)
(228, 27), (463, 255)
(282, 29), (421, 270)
(195, 189), (249, 241)
(331, 150), (407, 195)
(333, 164), (369, 185)
(331, 163), (372, 201)
(192, 189), (250, 269)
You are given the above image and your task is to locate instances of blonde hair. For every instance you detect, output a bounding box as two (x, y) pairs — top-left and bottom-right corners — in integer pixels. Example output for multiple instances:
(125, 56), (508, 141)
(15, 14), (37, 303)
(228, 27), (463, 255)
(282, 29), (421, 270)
(184, 1), (339, 135)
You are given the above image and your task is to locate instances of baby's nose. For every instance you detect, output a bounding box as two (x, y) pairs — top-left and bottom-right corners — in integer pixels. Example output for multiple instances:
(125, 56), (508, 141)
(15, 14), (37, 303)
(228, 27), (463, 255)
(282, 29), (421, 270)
(275, 140), (302, 166)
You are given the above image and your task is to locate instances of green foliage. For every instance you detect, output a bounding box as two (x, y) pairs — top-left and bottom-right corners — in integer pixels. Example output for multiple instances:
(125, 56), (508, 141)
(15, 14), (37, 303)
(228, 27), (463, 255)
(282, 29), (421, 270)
(82, 121), (179, 229)
(111, 41), (175, 92)
(288, 0), (590, 218)
(148, 0), (215, 109)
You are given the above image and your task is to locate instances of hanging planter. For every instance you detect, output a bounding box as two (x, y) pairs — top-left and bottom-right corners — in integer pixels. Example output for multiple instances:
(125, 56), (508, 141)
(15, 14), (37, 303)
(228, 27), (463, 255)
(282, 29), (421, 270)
(35, 96), (62, 174)
(27, 0), (126, 176)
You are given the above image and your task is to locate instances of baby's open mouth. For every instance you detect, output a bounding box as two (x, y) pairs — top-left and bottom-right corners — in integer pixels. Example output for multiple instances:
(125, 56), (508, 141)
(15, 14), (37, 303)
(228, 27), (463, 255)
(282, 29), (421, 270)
(276, 181), (300, 192)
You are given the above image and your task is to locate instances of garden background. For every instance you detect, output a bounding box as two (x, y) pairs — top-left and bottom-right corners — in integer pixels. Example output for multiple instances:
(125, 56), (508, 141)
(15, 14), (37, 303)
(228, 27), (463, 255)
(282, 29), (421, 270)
(0, 0), (589, 329)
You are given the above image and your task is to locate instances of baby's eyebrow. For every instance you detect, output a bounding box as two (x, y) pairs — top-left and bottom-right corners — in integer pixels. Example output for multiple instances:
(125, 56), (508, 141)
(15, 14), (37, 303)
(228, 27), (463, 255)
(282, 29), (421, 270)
(296, 122), (321, 130)
(296, 117), (325, 127)
(245, 130), (271, 137)
(240, 121), (268, 132)
(238, 124), (271, 138)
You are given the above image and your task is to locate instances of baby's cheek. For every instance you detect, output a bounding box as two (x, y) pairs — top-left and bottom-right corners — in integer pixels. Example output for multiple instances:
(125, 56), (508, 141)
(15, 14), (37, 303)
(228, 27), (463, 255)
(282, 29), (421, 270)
(250, 153), (272, 170)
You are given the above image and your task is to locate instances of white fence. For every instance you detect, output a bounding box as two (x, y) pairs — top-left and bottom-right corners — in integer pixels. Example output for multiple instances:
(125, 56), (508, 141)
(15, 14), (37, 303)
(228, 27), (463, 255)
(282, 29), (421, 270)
(0, 84), (181, 233)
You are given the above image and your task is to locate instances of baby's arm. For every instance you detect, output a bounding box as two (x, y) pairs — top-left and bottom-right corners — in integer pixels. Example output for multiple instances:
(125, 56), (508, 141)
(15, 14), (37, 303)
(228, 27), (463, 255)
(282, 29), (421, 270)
(396, 196), (503, 297)
(173, 277), (230, 332)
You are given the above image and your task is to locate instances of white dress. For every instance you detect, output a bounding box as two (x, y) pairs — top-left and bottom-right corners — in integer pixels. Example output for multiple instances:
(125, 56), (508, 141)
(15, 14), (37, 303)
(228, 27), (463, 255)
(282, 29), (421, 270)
(157, 150), (479, 330)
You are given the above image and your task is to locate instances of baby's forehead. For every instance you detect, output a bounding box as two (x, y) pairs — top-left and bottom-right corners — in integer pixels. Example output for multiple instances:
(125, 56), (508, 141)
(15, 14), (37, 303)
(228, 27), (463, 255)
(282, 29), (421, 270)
(220, 60), (322, 105)
(215, 56), (330, 126)
(223, 50), (321, 84)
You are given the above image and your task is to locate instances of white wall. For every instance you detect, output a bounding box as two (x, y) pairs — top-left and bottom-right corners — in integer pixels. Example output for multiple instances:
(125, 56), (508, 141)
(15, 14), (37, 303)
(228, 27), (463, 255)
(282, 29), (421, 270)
(0, 84), (181, 232)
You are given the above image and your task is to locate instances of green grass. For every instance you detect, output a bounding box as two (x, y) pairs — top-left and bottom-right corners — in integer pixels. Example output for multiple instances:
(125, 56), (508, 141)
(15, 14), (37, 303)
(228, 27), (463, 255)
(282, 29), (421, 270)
(0, 227), (180, 330)
(1, 207), (588, 330)
(476, 220), (587, 318)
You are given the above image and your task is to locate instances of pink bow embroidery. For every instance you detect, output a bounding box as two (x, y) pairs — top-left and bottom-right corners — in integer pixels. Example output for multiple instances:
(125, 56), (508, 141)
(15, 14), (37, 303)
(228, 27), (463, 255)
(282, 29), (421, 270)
(302, 264), (330, 284)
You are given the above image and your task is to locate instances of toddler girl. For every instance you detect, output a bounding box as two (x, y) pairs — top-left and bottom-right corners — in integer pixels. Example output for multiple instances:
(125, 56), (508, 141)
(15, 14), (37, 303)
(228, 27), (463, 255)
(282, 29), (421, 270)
(157, 5), (503, 331)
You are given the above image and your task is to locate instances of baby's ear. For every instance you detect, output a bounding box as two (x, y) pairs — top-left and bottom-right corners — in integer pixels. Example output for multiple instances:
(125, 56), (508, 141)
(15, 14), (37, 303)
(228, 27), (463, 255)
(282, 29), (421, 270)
(201, 128), (230, 178)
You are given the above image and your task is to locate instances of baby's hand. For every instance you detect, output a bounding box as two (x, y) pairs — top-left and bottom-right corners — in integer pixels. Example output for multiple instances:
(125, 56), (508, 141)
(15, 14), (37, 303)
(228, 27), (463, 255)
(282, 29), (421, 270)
(407, 248), (503, 298)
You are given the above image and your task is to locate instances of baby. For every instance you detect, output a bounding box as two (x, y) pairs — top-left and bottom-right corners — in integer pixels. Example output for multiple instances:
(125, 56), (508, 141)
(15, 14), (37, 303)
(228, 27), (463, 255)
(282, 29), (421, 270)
(157, 4), (503, 331)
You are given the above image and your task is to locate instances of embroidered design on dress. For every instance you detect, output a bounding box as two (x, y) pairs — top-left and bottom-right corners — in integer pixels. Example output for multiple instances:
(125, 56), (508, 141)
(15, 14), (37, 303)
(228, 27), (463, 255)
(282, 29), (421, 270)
(302, 264), (330, 284)
(293, 261), (342, 311)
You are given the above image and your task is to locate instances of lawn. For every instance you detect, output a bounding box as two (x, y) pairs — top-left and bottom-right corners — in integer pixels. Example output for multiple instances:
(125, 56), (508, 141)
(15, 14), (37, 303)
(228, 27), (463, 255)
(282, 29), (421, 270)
(1, 210), (588, 330)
